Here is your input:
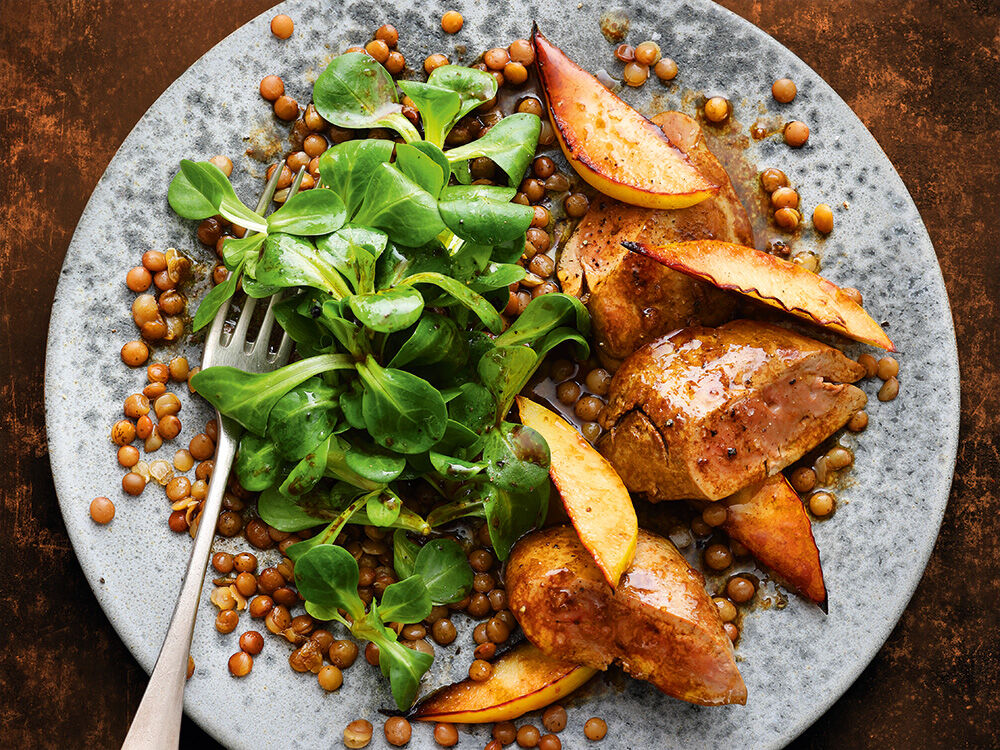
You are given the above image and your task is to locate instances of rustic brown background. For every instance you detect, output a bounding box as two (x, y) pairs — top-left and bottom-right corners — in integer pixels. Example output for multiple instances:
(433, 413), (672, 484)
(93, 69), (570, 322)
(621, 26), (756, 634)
(1, 1), (997, 747)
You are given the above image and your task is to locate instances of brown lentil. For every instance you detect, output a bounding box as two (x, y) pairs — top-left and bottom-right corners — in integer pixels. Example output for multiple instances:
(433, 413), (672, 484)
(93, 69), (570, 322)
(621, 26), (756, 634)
(474, 641), (497, 661)
(165, 476), (191, 502)
(504, 61), (528, 86)
(858, 353), (879, 378)
(143, 382), (167, 399)
(316, 664), (343, 692)
(580, 422), (601, 442)
(117, 445), (140, 468)
(424, 53), (449, 74)
(518, 96), (544, 116)
(473, 622), (489, 644)
(877, 356), (900, 380)
(265, 605), (291, 634)
(431, 618), (457, 645)
(702, 504), (728, 527)
(235, 572), (257, 598)
(172, 449), (194, 472)
(771, 78), (797, 103)
(760, 168), (789, 193)
(531, 205), (550, 228)
(790, 466), (817, 493)
(330, 639), (359, 668)
(517, 725), (541, 748)
(704, 543), (733, 571)
(197, 218), (221, 247)
(775, 207), (801, 230)
(228, 650), (253, 677)
(704, 96), (730, 123)
(90, 497), (115, 524)
(771, 186), (800, 209)
(344, 719), (374, 749)
(727, 576), (756, 603)
(509, 38), (534, 65)
(784, 120), (810, 147)
(212, 552), (235, 574)
(159, 291), (185, 317)
(526, 227), (551, 253)
(575, 396), (603, 422)
(245, 518), (272, 548)
(240, 630), (264, 655)
(522, 177), (546, 203)
(841, 287), (863, 305)
(584, 718), (607, 741)
(274, 95), (299, 121)
(623, 61), (649, 87)
(653, 57), (678, 80)
(384, 717), (411, 747)
(469, 659), (493, 681)
(216, 609), (239, 634)
(195, 460), (214, 481)
(121, 340), (149, 367)
(564, 192), (590, 217)
(714, 597), (738, 622)
(878, 376), (900, 401)
(614, 44), (634, 63)
(167, 510), (188, 533)
(126, 266), (152, 292)
(209, 154), (233, 176)
(441, 10), (463, 33)
(112, 419), (136, 446)
(493, 722), (517, 744)
(826, 446), (853, 470)
(486, 617), (510, 643)
(250, 594), (274, 620)
(813, 203), (834, 234)
(364, 641), (381, 667)
(157, 415), (181, 441)
(533, 280), (559, 298)
(269, 12), (294, 37)
(634, 41), (661, 65)
(434, 722), (459, 747)
(848, 410), (869, 432)
(542, 705), (567, 733)
(809, 491), (836, 516)
(217, 511), (243, 537)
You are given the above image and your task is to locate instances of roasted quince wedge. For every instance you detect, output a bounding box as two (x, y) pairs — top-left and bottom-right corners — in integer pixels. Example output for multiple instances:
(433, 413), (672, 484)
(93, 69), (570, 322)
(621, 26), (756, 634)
(411, 642), (597, 724)
(626, 239), (895, 351)
(722, 474), (827, 607)
(532, 27), (718, 209)
(516, 396), (637, 587)
(507, 525), (747, 706)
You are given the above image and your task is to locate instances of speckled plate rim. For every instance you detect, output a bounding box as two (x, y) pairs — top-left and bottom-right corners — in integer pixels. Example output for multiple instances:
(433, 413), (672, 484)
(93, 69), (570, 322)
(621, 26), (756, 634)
(44, 1), (960, 748)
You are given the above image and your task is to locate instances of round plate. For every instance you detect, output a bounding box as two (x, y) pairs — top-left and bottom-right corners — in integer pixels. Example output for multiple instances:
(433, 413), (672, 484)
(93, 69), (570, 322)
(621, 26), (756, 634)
(44, 1), (959, 748)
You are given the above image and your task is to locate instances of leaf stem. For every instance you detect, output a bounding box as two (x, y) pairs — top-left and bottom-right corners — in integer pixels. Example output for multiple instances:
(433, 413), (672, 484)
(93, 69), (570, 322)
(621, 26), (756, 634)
(378, 112), (422, 143)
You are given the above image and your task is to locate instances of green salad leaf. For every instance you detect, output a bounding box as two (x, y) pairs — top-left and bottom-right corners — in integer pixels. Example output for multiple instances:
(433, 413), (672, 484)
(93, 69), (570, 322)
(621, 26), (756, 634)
(168, 50), (594, 712)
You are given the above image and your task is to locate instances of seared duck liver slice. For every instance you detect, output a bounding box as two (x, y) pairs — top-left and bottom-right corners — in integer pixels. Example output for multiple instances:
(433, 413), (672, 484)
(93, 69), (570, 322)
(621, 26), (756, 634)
(507, 525), (747, 706)
(597, 319), (867, 501)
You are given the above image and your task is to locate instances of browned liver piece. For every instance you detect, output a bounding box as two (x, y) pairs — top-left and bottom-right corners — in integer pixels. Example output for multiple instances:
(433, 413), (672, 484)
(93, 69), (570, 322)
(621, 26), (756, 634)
(597, 319), (867, 501)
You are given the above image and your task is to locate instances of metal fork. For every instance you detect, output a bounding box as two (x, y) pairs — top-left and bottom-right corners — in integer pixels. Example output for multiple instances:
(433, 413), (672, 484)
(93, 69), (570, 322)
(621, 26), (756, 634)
(122, 165), (303, 749)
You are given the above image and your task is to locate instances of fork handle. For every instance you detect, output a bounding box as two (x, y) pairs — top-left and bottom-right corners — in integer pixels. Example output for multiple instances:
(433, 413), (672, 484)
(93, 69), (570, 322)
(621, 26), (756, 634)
(121, 413), (239, 750)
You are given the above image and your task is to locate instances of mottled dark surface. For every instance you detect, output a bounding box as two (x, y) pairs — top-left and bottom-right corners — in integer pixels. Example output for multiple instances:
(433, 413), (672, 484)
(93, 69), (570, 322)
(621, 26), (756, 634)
(1, 1), (997, 748)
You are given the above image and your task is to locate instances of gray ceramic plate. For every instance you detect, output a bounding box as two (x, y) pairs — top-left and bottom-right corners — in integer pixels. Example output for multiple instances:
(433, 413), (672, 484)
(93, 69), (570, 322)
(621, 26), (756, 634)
(44, 1), (959, 748)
